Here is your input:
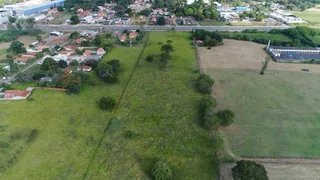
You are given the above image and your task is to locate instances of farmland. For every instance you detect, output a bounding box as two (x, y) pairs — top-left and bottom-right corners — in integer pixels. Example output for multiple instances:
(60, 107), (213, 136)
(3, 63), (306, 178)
(0, 32), (217, 179)
(200, 40), (320, 158)
(289, 8), (320, 24)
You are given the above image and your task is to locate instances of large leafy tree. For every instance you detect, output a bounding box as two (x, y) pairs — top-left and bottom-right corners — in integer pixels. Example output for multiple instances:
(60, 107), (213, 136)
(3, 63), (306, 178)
(70, 15), (80, 25)
(232, 160), (268, 180)
(99, 96), (116, 111)
(57, 73), (82, 94)
(41, 58), (58, 71)
(8, 41), (26, 54)
(157, 16), (166, 26)
(160, 41), (174, 71)
(96, 59), (120, 82)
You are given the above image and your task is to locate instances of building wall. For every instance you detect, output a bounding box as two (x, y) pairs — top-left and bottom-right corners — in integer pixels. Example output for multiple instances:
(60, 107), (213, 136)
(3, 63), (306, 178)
(24, 1), (64, 16)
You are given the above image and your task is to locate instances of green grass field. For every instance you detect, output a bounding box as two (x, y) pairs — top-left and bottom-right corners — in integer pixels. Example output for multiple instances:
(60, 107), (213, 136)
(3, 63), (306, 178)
(218, 32), (293, 42)
(206, 68), (320, 158)
(289, 10), (320, 24)
(0, 32), (217, 179)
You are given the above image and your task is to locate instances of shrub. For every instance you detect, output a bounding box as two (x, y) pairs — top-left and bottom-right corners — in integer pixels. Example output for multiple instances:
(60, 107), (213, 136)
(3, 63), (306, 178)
(99, 96), (116, 111)
(58, 60), (67, 68)
(151, 161), (172, 180)
(145, 54), (154, 62)
(216, 110), (235, 126)
(212, 135), (224, 149)
(196, 74), (214, 94)
(232, 160), (268, 180)
(25, 129), (39, 143)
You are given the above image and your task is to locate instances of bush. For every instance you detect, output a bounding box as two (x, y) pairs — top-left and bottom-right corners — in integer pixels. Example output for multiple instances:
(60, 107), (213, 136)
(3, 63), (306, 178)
(212, 135), (224, 149)
(216, 110), (235, 126)
(85, 60), (98, 69)
(99, 96), (116, 111)
(25, 129), (39, 143)
(151, 161), (172, 180)
(58, 60), (67, 68)
(145, 54), (154, 62)
(200, 95), (218, 130)
(196, 74), (214, 94)
(232, 160), (268, 180)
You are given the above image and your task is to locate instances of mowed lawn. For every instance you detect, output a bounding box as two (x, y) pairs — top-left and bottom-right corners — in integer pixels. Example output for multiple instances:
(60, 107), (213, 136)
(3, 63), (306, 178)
(206, 68), (320, 158)
(86, 32), (217, 179)
(0, 43), (144, 179)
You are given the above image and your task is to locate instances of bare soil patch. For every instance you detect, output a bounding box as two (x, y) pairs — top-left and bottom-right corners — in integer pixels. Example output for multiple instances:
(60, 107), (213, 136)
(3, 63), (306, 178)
(199, 39), (320, 73)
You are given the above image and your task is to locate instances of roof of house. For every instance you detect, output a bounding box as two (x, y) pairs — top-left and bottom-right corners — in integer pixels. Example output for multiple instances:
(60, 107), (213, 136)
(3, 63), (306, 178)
(97, 47), (105, 53)
(4, 90), (30, 98)
(81, 11), (91, 17)
(65, 45), (78, 51)
(129, 32), (138, 38)
(59, 51), (69, 55)
(15, 57), (30, 63)
(119, 35), (127, 41)
(64, 67), (72, 73)
(82, 65), (92, 70)
(83, 50), (91, 56)
(37, 45), (49, 50)
(74, 38), (82, 44)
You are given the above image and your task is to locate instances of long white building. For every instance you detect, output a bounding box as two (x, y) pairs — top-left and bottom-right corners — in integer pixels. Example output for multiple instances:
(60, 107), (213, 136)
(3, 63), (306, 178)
(0, 9), (12, 24)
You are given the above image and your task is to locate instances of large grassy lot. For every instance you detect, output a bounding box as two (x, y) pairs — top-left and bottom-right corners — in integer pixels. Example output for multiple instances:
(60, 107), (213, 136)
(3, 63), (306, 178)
(289, 10), (320, 24)
(0, 32), (217, 179)
(206, 68), (320, 158)
(85, 32), (217, 179)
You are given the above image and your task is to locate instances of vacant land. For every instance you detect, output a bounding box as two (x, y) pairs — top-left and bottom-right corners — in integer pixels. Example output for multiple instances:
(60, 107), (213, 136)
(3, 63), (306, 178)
(200, 40), (320, 158)
(199, 39), (320, 73)
(0, 36), (37, 49)
(0, 32), (217, 179)
(289, 8), (320, 24)
(221, 163), (320, 180)
(218, 32), (292, 42)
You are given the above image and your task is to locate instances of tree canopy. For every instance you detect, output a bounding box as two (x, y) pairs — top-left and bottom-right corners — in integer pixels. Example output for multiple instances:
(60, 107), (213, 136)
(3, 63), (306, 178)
(8, 41), (26, 54)
(41, 58), (58, 72)
(151, 161), (173, 180)
(232, 160), (268, 180)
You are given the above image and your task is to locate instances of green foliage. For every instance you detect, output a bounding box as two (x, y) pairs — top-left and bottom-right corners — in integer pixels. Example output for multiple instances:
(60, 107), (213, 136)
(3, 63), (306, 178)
(216, 110), (235, 126)
(15, 73), (32, 83)
(200, 95), (218, 130)
(192, 30), (223, 47)
(145, 54), (154, 62)
(58, 60), (68, 68)
(41, 58), (58, 72)
(69, 31), (80, 39)
(25, 129), (39, 143)
(8, 41), (26, 54)
(139, 8), (151, 16)
(70, 60), (79, 66)
(57, 6), (64, 12)
(157, 16), (166, 25)
(151, 161), (173, 180)
(57, 73), (82, 94)
(232, 160), (268, 180)
(99, 96), (116, 111)
(85, 60), (98, 69)
(260, 57), (271, 75)
(8, 16), (16, 23)
(212, 135), (224, 149)
(70, 15), (80, 25)
(196, 74), (214, 94)
(97, 59), (120, 82)
(32, 72), (46, 80)
(8, 60), (19, 73)
(174, 1), (219, 21)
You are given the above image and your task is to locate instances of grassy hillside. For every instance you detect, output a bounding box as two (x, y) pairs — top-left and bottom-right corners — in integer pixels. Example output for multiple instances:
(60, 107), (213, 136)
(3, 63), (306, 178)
(207, 68), (320, 158)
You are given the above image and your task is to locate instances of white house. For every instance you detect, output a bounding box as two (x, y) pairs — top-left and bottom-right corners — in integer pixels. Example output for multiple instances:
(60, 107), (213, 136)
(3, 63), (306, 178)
(96, 47), (106, 56)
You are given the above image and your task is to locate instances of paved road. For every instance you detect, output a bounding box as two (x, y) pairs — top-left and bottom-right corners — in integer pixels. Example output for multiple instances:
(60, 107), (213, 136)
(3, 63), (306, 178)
(37, 24), (294, 32)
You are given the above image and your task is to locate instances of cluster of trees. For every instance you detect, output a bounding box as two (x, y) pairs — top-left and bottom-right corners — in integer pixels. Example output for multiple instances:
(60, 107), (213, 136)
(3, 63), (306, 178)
(232, 160), (268, 180)
(280, 26), (320, 47)
(275, 0), (319, 10)
(175, 1), (219, 21)
(159, 40), (174, 71)
(7, 41), (26, 54)
(192, 30), (224, 47)
(97, 59), (120, 82)
(0, 29), (41, 43)
(240, 11), (264, 22)
(151, 161), (172, 180)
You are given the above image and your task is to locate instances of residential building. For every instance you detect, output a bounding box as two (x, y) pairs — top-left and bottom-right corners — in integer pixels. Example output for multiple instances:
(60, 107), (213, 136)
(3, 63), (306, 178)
(83, 50), (91, 56)
(129, 32), (138, 39)
(119, 35), (127, 42)
(96, 48), (106, 56)
(4, 88), (33, 99)
(77, 65), (92, 72)
(64, 67), (72, 74)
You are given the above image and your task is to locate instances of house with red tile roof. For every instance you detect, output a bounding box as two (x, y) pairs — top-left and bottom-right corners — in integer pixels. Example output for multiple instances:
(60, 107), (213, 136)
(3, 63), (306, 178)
(129, 32), (138, 39)
(83, 50), (91, 56)
(64, 67), (72, 74)
(65, 45), (78, 52)
(96, 48), (105, 56)
(74, 38), (82, 44)
(14, 54), (36, 65)
(119, 35), (127, 42)
(4, 88), (33, 100)
(77, 8), (83, 14)
(77, 65), (92, 72)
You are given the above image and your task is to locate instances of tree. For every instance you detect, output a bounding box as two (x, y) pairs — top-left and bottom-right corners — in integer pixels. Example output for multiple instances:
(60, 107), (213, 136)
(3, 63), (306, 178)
(36, 35), (42, 42)
(157, 16), (166, 25)
(160, 42), (174, 71)
(70, 15), (80, 25)
(58, 60), (68, 68)
(196, 74), (214, 94)
(139, 8), (151, 16)
(151, 161), (172, 180)
(57, 6), (64, 12)
(97, 59), (120, 82)
(216, 110), (235, 126)
(8, 60), (19, 73)
(145, 54), (154, 62)
(69, 31), (80, 40)
(26, 18), (35, 29)
(16, 23), (22, 30)
(260, 57), (271, 75)
(99, 96), (116, 111)
(232, 160), (268, 180)
(8, 16), (16, 23)
(8, 41), (26, 54)
(57, 73), (82, 94)
(41, 57), (58, 71)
